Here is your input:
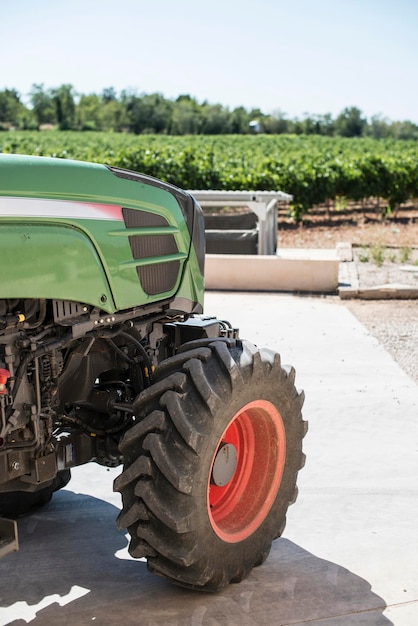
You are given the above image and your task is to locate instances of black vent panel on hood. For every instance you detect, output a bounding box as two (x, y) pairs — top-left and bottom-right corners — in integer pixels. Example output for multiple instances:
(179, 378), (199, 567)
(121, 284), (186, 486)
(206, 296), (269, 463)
(122, 208), (181, 296)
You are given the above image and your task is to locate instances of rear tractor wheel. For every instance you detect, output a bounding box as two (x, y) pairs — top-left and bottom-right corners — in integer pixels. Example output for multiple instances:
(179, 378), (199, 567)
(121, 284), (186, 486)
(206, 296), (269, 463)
(114, 339), (307, 591)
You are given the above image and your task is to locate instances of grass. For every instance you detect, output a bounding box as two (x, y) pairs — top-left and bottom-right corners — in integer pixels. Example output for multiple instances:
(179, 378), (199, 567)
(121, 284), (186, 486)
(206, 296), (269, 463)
(358, 246), (370, 263)
(399, 246), (412, 264)
(370, 245), (385, 267)
(358, 245), (386, 267)
(357, 244), (418, 268)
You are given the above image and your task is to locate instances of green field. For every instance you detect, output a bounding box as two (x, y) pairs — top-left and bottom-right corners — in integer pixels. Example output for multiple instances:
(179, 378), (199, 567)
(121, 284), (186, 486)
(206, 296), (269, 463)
(2, 131), (418, 220)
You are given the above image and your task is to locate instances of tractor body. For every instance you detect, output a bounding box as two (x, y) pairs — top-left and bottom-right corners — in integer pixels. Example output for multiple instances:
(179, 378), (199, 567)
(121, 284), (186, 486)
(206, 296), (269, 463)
(0, 154), (306, 592)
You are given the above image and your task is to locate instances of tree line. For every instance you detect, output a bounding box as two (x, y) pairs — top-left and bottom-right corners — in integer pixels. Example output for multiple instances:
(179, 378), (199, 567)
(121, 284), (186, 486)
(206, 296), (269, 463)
(1, 83), (418, 140)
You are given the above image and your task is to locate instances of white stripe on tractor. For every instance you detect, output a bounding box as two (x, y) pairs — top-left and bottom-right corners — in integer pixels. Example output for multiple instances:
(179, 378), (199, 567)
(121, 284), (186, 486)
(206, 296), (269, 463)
(0, 197), (123, 220)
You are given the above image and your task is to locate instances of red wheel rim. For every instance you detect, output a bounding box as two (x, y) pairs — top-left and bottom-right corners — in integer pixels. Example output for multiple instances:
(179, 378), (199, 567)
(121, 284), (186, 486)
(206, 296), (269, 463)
(207, 400), (286, 543)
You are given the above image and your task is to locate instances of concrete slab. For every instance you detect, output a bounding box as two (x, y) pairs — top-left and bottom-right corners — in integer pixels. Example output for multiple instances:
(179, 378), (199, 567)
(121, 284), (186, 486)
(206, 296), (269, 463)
(0, 293), (417, 625)
(340, 282), (418, 299)
(205, 251), (339, 293)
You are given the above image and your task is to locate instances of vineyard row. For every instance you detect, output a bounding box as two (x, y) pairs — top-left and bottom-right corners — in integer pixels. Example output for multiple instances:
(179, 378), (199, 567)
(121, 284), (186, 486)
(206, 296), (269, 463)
(2, 132), (418, 220)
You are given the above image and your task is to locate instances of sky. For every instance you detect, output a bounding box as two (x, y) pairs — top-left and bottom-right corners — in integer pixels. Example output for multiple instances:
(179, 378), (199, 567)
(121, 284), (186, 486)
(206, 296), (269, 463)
(2, 0), (418, 123)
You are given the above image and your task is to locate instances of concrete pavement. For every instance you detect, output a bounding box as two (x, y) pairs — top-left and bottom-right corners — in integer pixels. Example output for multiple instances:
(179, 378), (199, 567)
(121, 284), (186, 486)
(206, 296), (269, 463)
(0, 293), (417, 625)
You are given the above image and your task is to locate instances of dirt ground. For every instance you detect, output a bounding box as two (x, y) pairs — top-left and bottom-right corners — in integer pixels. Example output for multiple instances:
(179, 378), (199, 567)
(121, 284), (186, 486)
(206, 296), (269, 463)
(277, 202), (418, 249)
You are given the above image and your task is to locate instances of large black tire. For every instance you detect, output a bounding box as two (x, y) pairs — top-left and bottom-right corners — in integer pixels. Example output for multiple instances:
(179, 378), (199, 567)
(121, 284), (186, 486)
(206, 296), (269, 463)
(114, 339), (307, 592)
(0, 470), (71, 518)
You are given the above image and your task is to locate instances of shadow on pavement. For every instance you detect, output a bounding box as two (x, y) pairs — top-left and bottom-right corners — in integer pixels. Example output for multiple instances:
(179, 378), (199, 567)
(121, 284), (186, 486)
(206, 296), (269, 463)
(0, 491), (392, 626)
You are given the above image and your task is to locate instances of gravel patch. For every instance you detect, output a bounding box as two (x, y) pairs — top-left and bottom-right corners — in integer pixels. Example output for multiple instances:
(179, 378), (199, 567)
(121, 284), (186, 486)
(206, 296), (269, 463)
(343, 299), (418, 384)
(340, 247), (418, 385)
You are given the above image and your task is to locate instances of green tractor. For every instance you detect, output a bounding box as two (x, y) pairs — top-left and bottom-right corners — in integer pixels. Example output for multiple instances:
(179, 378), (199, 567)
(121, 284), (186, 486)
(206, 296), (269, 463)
(0, 153), (306, 591)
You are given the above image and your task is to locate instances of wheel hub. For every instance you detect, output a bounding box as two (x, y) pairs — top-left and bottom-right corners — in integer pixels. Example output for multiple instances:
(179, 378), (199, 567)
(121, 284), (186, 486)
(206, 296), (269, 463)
(211, 443), (237, 486)
(208, 400), (286, 543)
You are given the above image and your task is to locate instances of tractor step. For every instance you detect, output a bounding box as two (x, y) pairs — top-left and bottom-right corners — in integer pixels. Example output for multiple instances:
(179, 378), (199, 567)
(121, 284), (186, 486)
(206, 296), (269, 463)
(0, 517), (19, 558)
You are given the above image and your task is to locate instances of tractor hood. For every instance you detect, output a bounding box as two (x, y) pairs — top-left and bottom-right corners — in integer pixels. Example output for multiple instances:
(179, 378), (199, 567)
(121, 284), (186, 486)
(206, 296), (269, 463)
(0, 154), (204, 314)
